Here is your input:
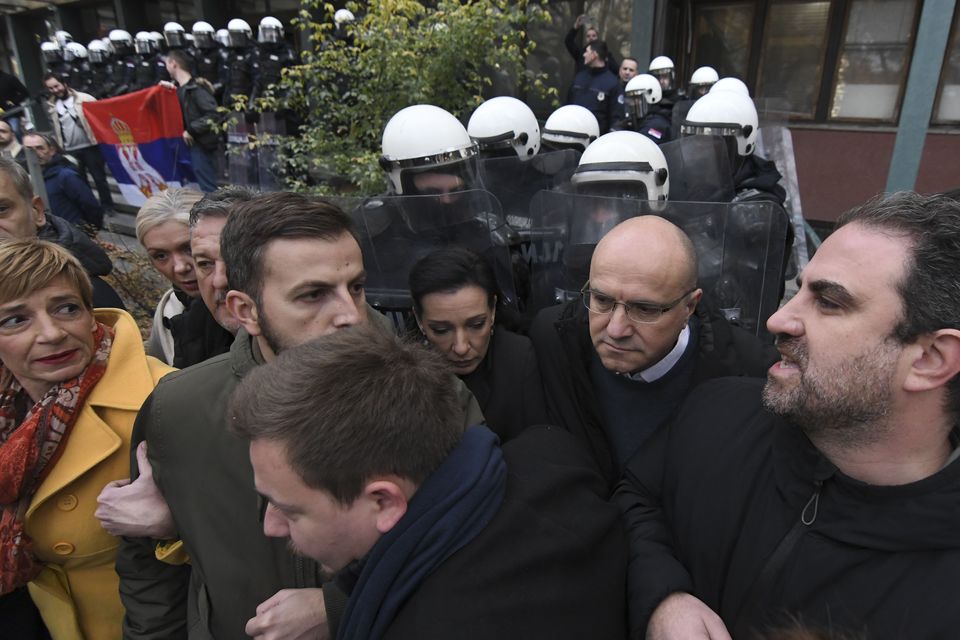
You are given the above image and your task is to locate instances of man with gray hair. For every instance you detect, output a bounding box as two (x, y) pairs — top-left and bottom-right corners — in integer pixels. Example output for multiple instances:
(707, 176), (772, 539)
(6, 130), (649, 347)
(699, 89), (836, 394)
(0, 154), (122, 307)
(616, 192), (960, 640)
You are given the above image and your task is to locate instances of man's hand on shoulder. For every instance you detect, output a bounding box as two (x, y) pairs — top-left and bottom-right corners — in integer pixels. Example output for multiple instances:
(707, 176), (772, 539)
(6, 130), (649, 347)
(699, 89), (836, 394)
(246, 588), (328, 640)
(646, 593), (731, 640)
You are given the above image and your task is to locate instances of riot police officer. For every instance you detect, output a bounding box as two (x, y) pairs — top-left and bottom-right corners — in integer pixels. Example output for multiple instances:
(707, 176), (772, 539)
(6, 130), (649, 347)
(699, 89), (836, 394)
(541, 105), (599, 153)
(41, 41), (70, 84)
(619, 73), (672, 144)
(63, 42), (93, 96)
(251, 17), (297, 105)
(131, 31), (160, 91)
(192, 21), (223, 98)
(164, 22), (189, 50)
(108, 29), (137, 95)
(87, 40), (116, 98)
(220, 19), (259, 110)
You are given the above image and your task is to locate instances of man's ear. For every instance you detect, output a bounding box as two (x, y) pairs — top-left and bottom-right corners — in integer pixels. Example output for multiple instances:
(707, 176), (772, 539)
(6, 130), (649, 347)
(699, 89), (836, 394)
(903, 329), (960, 393)
(31, 195), (45, 230)
(225, 290), (261, 336)
(363, 480), (409, 534)
(685, 287), (703, 317)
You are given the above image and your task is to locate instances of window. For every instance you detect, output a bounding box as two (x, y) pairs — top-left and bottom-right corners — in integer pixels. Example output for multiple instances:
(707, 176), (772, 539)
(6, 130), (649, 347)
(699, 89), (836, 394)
(756, 0), (831, 118)
(829, 0), (918, 121)
(691, 3), (755, 80)
(933, 8), (960, 124)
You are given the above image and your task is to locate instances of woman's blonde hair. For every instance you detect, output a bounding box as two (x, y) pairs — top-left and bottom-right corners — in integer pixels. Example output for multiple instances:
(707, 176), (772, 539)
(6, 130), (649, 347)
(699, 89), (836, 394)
(0, 238), (93, 309)
(135, 187), (204, 245)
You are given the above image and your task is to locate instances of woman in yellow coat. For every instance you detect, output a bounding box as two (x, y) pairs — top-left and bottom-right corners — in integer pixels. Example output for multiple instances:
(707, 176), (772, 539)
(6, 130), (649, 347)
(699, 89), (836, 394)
(0, 238), (173, 639)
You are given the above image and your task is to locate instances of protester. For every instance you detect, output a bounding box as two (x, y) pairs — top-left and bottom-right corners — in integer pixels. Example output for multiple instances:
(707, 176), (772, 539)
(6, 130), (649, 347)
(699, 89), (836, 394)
(0, 239), (172, 640)
(564, 14), (618, 74)
(229, 323), (627, 639)
(135, 188), (204, 365)
(0, 120), (23, 165)
(566, 40), (621, 134)
(22, 132), (103, 232)
(42, 74), (115, 213)
(115, 192), (484, 640)
(0, 156), (123, 309)
(163, 49), (220, 193)
(409, 246), (548, 442)
(619, 56), (639, 86)
(530, 215), (776, 488)
(616, 192), (960, 639)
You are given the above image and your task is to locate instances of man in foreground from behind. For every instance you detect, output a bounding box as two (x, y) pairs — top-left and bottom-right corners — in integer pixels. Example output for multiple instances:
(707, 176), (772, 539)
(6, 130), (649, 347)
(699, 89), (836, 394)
(615, 192), (960, 640)
(230, 324), (628, 639)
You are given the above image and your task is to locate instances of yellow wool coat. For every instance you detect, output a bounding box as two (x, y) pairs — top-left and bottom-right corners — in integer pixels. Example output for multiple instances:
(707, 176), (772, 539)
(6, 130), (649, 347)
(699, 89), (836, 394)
(24, 308), (174, 640)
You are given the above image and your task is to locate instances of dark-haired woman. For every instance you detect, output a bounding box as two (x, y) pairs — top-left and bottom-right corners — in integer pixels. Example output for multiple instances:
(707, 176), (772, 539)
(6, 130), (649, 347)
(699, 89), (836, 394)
(410, 247), (548, 442)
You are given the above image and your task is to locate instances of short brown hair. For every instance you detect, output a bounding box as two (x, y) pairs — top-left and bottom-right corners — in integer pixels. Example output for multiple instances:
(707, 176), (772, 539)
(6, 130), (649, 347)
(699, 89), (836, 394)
(220, 191), (357, 302)
(0, 238), (93, 308)
(229, 324), (465, 504)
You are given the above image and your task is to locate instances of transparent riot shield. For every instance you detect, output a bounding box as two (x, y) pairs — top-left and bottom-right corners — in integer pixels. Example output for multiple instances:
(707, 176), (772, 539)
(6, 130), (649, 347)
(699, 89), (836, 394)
(226, 115), (259, 187)
(527, 190), (788, 336)
(660, 135), (737, 203)
(346, 190), (519, 318)
(477, 149), (580, 231)
(256, 112), (286, 192)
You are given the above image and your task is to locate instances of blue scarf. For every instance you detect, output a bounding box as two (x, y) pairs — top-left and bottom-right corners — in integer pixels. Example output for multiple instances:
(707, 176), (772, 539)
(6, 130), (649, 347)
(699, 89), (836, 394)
(337, 425), (507, 640)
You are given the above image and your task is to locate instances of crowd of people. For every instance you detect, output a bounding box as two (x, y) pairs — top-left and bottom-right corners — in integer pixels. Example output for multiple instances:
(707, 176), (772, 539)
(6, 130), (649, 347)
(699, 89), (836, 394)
(0, 12), (958, 640)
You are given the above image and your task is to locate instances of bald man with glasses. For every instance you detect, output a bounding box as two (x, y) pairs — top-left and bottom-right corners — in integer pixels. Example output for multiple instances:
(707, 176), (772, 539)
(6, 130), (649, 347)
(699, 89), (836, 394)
(530, 215), (777, 490)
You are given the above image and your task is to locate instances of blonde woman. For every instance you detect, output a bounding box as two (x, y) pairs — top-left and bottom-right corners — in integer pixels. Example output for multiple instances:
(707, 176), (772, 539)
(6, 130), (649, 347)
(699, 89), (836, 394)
(135, 187), (203, 365)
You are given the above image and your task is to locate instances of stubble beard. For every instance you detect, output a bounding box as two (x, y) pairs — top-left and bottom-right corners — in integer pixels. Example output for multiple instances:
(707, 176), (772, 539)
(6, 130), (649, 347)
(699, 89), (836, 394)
(762, 335), (899, 449)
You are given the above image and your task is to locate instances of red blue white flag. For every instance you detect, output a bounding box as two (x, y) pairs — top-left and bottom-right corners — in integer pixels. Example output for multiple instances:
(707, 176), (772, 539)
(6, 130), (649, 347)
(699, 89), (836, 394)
(82, 85), (199, 206)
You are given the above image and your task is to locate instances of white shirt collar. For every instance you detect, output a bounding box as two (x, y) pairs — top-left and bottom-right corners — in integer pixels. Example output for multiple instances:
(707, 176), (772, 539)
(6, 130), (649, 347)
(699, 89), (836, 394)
(622, 323), (691, 383)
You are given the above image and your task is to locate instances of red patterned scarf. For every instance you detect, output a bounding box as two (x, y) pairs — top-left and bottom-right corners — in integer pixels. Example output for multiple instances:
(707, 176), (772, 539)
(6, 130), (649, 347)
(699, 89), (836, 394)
(0, 321), (114, 595)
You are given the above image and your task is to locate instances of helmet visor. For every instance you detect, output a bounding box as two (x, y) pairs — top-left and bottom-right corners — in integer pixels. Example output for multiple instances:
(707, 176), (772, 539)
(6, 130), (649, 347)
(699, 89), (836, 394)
(681, 122), (741, 138)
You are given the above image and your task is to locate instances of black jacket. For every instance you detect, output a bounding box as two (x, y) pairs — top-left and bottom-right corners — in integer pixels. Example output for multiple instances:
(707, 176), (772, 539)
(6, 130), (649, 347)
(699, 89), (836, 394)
(566, 66), (622, 134)
(615, 377), (960, 640)
(734, 154), (787, 205)
(167, 296), (235, 369)
(38, 214), (125, 309)
(529, 300), (777, 489)
(460, 328), (549, 444)
(177, 78), (220, 151)
(384, 426), (627, 640)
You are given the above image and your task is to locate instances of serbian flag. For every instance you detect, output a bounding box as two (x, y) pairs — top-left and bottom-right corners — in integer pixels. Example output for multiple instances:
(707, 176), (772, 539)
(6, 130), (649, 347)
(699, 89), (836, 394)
(82, 85), (199, 206)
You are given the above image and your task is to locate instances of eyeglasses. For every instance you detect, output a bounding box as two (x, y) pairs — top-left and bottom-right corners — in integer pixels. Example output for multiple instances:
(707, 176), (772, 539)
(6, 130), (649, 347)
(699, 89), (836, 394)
(580, 284), (696, 324)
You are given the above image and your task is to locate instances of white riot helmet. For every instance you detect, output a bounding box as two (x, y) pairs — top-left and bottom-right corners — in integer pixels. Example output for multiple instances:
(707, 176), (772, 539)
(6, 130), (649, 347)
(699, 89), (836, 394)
(164, 22), (187, 48)
(40, 41), (62, 64)
(379, 104), (479, 195)
(541, 105), (599, 152)
(467, 97), (540, 161)
(688, 66), (719, 98)
(54, 30), (73, 47)
(227, 19), (253, 48)
(192, 21), (216, 48)
(624, 73), (662, 120)
(64, 42), (88, 61)
(101, 37), (114, 55)
(334, 9), (355, 24)
(109, 29), (133, 56)
(710, 77), (750, 97)
(648, 55), (675, 93)
(258, 16), (284, 43)
(134, 31), (152, 55)
(216, 29), (230, 48)
(681, 91), (758, 158)
(148, 32), (164, 52)
(88, 39), (108, 64)
(571, 131), (670, 201)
